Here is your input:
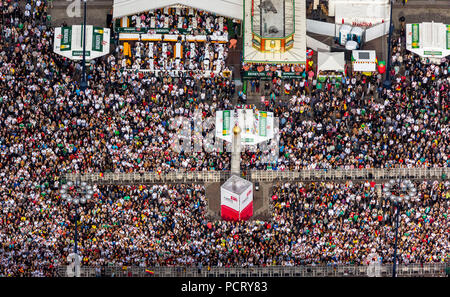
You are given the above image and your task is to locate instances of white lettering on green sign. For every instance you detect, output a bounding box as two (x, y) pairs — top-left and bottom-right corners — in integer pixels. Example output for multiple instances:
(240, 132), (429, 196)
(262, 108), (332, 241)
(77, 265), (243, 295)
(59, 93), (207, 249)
(72, 50), (91, 56)
(223, 110), (230, 136)
(412, 24), (419, 49)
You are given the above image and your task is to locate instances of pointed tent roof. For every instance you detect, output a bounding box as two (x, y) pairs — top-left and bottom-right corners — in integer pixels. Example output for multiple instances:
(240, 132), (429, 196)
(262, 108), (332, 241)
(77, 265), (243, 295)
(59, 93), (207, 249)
(317, 51), (345, 72)
(113, 0), (243, 20)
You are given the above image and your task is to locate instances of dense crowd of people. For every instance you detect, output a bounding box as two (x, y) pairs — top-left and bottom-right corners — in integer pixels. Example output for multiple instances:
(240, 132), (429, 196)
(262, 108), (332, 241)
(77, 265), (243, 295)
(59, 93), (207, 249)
(1, 180), (448, 276)
(131, 7), (230, 36)
(250, 32), (449, 170)
(125, 40), (229, 74)
(120, 7), (232, 90)
(120, 8), (229, 73)
(0, 1), (448, 276)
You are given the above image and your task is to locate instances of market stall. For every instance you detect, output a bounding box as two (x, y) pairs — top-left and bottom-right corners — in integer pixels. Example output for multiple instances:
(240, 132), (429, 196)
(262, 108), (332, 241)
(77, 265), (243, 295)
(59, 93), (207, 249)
(351, 50), (376, 74)
(317, 51), (345, 83)
(406, 22), (450, 63)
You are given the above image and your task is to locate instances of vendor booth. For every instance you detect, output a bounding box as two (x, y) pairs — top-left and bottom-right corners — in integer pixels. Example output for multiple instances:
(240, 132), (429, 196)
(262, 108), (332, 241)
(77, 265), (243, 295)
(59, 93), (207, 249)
(317, 51), (345, 84)
(406, 22), (450, 63)
(351, 50), (376, 73)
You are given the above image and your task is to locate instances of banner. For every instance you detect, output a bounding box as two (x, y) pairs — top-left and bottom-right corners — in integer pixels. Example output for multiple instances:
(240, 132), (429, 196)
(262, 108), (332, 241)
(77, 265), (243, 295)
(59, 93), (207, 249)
(72, 50), (91, 56)
(119, 33), (140, 40)
(281, 72), (304, 79)
(447, 25), (450, 50)
(92, 27), (104, 52)
(117, 27), (147, 33)
(223, 110), (230, 136)
(412, 23), (419, 48)
(259, 112), (267, 137)
(61, 27), (72, 51)
(243, 71), (272, 80)
(244, 71), (266, 77)
(174, 43), (182, 59)
(215, 109), (274, 146)
(423, 51), (442, 56)
(243, 71), (304, 79)
(54, 25), (110, 61)
(154, 28), (171, 34)
(120, 16), (129, 27)
(405, 22), (450, 59)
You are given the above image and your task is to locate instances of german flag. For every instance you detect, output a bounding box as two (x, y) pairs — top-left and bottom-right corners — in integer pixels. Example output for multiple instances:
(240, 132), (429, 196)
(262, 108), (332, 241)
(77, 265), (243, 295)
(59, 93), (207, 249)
(145, 269), (154, 275)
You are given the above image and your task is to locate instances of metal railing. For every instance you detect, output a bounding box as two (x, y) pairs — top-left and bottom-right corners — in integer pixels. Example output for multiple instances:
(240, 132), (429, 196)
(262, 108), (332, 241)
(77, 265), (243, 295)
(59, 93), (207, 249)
(55, 263), (448, 277)
(65, 171), (228, 185)
(248, 168), (449, 182)
(64, 168), (449, 184)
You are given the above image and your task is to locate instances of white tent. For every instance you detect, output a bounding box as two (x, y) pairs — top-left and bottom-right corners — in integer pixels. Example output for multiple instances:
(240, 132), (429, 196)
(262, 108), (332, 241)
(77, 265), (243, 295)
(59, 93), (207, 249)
(328, 0), (390, 26)
(317, 52), (345, 72)
(352, 50), (377, 72)
(113, 0), (243, 20)
(406, 22), (450, 59)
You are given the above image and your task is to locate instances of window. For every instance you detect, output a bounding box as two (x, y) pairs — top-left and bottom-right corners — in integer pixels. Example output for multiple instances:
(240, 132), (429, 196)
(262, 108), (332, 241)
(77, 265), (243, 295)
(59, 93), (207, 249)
(358, 52), (370, 60)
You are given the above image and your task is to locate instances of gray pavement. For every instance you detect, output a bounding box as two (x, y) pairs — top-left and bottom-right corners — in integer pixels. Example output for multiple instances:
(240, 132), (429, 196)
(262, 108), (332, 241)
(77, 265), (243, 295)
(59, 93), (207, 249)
(48, 0), (113, 27)
(205, 181), (272, 221)
(392, 0), (450, 27)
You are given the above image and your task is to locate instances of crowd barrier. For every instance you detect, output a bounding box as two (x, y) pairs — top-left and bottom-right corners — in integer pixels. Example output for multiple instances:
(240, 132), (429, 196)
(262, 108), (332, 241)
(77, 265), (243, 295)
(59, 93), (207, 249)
(64, 168), (449, 185)
(55, 263), (448, 277)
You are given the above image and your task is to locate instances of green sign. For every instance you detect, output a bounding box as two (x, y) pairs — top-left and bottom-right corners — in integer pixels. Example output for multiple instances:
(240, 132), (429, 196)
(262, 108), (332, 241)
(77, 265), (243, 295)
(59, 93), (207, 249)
(92, 27), (104, 52)
(154, 28), (171, 34)
(423, 51), (442, 56)
(244, 71), (268, 77)
(285, 39), (294, 48)
(117, 27), (146, 33)
(259, 112), (267, 137)
(447, 25), (450, 50)
(243, 71), (305, 79)
(281, 72), (304, 79)
(72, 50), (91, 56)
(61, 27), (72, 51)
(243, 71), (273, 80)
(223, 110), (230, 136)
(412, 24), (419, 48)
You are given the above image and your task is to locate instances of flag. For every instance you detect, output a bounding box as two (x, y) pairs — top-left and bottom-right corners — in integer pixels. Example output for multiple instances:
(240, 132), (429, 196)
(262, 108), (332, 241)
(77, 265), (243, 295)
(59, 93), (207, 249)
(145, 269), (154, 275)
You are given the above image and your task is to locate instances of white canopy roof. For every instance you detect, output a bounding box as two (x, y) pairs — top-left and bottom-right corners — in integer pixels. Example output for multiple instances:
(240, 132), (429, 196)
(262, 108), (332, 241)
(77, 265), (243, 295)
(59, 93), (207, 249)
(405, 22), (450, 59)
(352, 50), (377, 72)
(113, 0), (243, 20)
(317, 51), (345, 72)
(328, 0), (390, 26)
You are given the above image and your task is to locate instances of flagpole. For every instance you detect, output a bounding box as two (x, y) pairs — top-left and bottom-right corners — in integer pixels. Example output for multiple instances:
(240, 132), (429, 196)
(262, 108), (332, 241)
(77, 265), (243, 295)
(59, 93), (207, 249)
(80, 0), (88, 91)
(383, 0), (393, 89)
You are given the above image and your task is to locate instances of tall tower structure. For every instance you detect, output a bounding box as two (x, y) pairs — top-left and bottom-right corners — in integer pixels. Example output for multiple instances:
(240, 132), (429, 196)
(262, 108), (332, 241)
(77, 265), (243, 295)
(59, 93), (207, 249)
(243, 0), (306, 64)
(217, 108), (275, 221)
(230, 124), (242, 176)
